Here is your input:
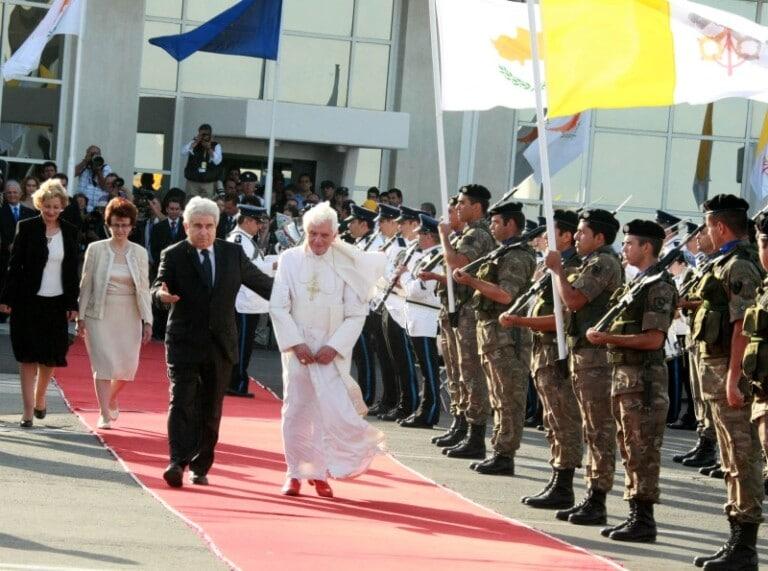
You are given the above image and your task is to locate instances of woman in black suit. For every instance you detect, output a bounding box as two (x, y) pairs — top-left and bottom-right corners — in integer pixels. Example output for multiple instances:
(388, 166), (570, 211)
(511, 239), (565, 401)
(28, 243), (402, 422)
(0, 180), (79, 427)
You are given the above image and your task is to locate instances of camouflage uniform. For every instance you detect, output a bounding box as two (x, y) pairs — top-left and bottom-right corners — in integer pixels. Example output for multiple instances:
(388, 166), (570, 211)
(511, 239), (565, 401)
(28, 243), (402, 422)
(530, 249), (583, 469)
(566, 245), (623, 493)
(741, 277), (768, 483)
(439, 313), (462, 416)
(473, 243), (536, 456)
(445, 219), (496, 425)
(693, 240), (764, 524)
(607, 276), (677, 502)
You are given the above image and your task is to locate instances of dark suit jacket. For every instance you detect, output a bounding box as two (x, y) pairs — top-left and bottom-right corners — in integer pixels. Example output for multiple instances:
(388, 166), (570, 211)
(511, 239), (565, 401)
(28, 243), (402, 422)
(0, 202), (35, 258)
(216, 214), (237, 240)
(151, 239), (273, 365)
(0, 216), (80, 310)
(150, 218), (186, 271)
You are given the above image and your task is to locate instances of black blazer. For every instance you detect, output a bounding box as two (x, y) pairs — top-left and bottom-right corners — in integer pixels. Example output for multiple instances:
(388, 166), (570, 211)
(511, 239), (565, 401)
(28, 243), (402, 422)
(150, 218), (186, 270)
(151, 239), (273, 365)
(0, 202), (35, 257)
(0, 216), (80, 310)
(216, 214), (237, 240)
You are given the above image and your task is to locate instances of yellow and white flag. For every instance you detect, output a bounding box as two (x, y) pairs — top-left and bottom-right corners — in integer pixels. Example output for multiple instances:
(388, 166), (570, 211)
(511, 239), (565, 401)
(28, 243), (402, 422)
(541, 0), (768, 118)
(2, 0), (83, 80)
(436, 0), (544, 111)
(751, 111), (768, 203)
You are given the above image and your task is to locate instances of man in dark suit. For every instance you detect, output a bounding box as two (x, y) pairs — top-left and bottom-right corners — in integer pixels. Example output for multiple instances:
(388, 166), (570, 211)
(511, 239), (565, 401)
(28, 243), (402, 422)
(152, 197), (273, 488)
(149, 197), (186, 340)
(0, 181), (35, 318)
(216, 192), (239, 239)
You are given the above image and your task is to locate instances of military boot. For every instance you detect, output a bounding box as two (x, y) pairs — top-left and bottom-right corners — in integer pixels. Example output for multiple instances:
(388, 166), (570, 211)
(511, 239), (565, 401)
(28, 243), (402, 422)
(445, 423), (486, 459)
(525, 468), (575, 509)
(699, 462), (720, 476)
(682, 438), (717, 468)
(709, 466), (726, 479)
(702, 521), (759, 571)
(694, 519), (737, 568)
(609, 500), (657, 542)
(601, 500), (637, 538)
(473, 453), (514, 475)
(521, 470), (557, 504)
(567, 487), (607, 525)
(433, 415), (467, 447)
(673, 436), (709, 463)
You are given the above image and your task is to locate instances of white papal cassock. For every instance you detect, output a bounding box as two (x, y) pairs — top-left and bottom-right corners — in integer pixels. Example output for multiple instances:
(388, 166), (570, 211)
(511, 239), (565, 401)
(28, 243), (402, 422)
(269, 242), (387, 480)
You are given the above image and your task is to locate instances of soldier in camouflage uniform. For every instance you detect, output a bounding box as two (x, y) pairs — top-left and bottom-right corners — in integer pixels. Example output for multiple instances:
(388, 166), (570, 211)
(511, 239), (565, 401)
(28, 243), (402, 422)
(452, 200), (535, 472)
(690, 194), (763, 571)
(500, 209), (583, 508)
(586, 220), (676, 543)
(436, 185), (496, 459)
(544, 208), (622, 526)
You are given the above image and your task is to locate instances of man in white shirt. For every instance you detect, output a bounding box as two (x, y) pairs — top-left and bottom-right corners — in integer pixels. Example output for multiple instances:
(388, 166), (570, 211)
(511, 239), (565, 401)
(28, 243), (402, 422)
(270, 202), (386, 498)
(75, 145), (111, 212)
(181, 124), (223, 200)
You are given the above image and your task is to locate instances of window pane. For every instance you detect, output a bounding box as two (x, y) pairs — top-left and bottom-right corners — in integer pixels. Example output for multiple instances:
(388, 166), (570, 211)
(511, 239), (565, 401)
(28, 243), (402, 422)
(0, 160), (43, 188)
(146, 0), (182, 18)
(1, 82), (60, 161)
(510, 156), (583, 204)
(186, 0), (238, 22)
(751, 102), (767, 139)
(3, 5), (64, 80)
(137, 97), (175, 171)
(595, 107), (669, 132)
(673, 100), (748, 139)
(354, 148), (381, 187)
(279, 36), (350, 106)
(590, 133), (666, 209)
(356, 0), (393, 40)
(667, 139), (743, 212)
(180, 24), (265, 98)
(135, 133), (165, 171)
(141, 21), (180, 91)
(283, 0), (353, 36)
(349, 43), (388, 110)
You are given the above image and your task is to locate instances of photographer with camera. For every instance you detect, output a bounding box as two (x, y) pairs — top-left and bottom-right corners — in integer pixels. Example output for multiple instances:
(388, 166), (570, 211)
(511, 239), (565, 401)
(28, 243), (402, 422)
(75, 145), (111, 212)
(181, 124), (222, 200)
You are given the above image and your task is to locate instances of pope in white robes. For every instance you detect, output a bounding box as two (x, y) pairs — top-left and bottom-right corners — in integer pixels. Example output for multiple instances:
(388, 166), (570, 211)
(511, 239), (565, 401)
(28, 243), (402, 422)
(269, 202), (387, 498)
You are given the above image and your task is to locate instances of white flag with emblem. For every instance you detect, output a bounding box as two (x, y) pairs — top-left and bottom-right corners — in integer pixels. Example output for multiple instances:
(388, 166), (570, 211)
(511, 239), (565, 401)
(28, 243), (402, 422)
(523, 112), (591, 184)
(2, 0), (84, 80)
(436, 0), (543, 111)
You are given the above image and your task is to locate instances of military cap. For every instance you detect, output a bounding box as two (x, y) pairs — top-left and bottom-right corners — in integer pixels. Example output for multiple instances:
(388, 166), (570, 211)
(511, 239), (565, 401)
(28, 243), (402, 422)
(554, 209), (579, 230)
(238, 203), (269, 220)
(240, 171), (258, 183)
(580, 208), (620, 232)
(622, 219), (666, 240)
(396, 205), (426, 222)
(538, 216), (546, 227)
(702, 193), (749, 214)
(488, 200), (523, 217)
(458, 184), (492, 201)
(345, 204), (377, 223)
(377, 203), (400, 220)
(685, 221), (700, 235)
(655, 209), (682, 228)
(524, 219), (538, 233)
(417, 213), (439, 234)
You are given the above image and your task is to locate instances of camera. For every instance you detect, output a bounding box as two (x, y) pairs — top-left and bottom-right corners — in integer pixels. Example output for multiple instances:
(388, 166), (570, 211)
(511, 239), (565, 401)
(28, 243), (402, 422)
(90, 155), (105, 171)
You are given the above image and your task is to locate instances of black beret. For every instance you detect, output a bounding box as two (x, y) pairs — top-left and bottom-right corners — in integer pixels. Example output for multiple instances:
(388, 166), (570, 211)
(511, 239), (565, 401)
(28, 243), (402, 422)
(396, 205), (427, 222)
(488, 200), (523, 217)
(580, 208), (620, 232)
(377, 203), (400, 220)
(622, 219), (666, 240)
(459, 184), (491, 201)
(448, 195), (459, 207)
(756, 213), (768, 236)
(524, 219), (538, 232)
(417, 213), (439, 234)
(240, 171), (257, 183)
(702, 193), (749, 214)
(655, 210), (681, 228)
(347, 204), (377, 223)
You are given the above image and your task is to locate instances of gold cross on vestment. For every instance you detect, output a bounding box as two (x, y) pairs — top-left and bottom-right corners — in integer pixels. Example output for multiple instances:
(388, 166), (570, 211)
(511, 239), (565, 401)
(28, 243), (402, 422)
(306, 274), (321, 301)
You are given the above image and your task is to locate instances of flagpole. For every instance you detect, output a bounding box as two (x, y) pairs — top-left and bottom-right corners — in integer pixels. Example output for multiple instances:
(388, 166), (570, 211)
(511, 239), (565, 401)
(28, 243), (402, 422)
(66, 0), (87, 192)
(526, 0), (567, 360)
(428, 0), (456, 313)
(263, 6), (284, 215)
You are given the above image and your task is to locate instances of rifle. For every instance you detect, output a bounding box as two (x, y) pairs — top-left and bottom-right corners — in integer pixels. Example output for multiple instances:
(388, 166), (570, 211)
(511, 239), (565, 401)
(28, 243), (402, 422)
(592, 222), (705, 332)
(374, 242), (421, 313)
(458, 224), (547, 275)
(419, 232), (461, 273)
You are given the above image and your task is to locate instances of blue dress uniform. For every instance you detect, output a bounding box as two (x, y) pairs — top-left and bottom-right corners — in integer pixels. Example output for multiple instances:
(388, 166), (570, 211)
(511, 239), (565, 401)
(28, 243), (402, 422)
(348, 205), (384, 406)
(225, 204), (275, 397)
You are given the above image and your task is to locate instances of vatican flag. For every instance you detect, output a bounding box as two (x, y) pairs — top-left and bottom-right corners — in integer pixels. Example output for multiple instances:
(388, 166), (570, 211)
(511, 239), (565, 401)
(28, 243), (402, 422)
(436, 0), (544, 111)
(541, 0), (768, 118)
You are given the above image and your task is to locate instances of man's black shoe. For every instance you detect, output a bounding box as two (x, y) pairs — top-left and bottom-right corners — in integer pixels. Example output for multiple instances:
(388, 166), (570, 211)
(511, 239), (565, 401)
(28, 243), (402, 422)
(226, 388), (255, 398)
(699, 463), (720, 476)
(667, 415), (697, 430)
(379, 408), (408, 422)
(163, 463), (184, 488)
(190, 472), (209, 485)
(400, 416), (434, 429)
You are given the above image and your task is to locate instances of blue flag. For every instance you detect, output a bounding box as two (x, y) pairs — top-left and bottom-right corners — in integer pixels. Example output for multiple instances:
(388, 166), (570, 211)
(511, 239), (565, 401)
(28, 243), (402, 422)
(149, 0), (282, 62)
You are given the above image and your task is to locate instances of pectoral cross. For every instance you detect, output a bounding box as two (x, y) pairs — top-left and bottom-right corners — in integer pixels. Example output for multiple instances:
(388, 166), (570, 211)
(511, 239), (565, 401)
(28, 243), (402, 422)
(307, 274), (321, 301)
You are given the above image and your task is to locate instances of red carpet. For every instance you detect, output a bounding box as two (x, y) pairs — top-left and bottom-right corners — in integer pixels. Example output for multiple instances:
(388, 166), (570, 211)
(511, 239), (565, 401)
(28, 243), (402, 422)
(55, 340), (620, 571)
